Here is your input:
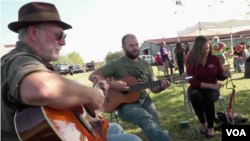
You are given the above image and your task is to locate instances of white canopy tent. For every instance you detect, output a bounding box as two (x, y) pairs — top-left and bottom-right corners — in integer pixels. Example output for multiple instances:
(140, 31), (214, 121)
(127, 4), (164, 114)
(0, 42), (7, 58)
(177, 19), (250, 48)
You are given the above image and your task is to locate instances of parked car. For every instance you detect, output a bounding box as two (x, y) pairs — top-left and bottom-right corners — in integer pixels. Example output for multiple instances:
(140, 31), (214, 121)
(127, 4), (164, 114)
(85, 63), (96, 72)
(55, 63), (73, 75)
(69, 64), (86, 73)
(139, 55), (156, 65)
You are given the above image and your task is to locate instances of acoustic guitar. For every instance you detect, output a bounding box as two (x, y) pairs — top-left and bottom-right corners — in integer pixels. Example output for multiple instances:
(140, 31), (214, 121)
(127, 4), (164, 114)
(14, 80), (109, 141)
(99, 74), (192, 113)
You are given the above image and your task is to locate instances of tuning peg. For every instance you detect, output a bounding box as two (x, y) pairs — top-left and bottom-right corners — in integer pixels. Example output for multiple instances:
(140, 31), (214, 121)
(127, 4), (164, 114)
(92, 75), (99, 79)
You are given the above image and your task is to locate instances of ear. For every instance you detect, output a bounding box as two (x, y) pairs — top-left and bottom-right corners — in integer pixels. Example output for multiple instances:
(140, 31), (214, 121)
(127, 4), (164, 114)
(27, 26), (39, 42)
(122, 45), (125, 51)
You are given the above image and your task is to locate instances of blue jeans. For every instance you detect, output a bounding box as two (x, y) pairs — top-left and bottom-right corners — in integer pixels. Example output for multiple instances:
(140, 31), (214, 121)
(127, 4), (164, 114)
(118, 97), (172, 141)
(234, 59), (246, 72)
(168, 61), (175, 74)
(107, 123), (141, 141)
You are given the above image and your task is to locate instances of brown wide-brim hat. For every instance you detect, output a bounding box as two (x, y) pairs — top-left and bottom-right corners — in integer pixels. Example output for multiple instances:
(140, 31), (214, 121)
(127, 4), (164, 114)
(8, 2), (72, 33)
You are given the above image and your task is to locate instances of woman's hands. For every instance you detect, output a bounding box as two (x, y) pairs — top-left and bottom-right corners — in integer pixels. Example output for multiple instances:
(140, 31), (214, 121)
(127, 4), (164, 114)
(211, 83), (224, 90)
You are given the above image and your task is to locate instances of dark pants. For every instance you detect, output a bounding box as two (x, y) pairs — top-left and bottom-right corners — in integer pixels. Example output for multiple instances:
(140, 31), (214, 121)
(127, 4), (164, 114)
(168, 61), (175, 74)
(177, 60), (184, 75)
(188, 88), (220, 128)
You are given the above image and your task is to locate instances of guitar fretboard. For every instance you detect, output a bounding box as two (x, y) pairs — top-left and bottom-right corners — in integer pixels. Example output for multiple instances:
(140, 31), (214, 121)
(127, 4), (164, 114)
(129, 80), (162, 92)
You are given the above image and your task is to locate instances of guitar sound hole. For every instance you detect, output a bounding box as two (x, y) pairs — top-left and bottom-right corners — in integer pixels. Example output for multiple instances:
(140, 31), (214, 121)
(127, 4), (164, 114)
(121, 91), (129, 94)
(84, 105), (96, 118)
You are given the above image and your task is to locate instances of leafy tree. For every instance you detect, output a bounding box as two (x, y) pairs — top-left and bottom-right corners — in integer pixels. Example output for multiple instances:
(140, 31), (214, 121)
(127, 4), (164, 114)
(67, 51), (85, 66)
(172, 0), (246, 7)
(52, 53), (68, 65)
(172, 0), (183, 6)
(52, 51), (85, 66)
(90, 60), (95, 63)
(172, 0), (250, 15)
(105, 50), (124, 63)
(95, 61), (106, 69)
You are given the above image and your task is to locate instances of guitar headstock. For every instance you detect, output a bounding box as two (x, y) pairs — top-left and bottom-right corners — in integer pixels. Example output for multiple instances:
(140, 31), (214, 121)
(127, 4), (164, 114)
(92, 75), (101, 89)
(168, 73), (193, 84)
(92, 75), (99, 79)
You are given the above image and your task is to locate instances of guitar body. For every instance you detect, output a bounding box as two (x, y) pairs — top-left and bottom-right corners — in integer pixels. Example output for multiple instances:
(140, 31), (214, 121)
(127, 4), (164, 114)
(14, 105), (109, 141)
(99, 74), (192, 113)
(100, 76), (140, 113)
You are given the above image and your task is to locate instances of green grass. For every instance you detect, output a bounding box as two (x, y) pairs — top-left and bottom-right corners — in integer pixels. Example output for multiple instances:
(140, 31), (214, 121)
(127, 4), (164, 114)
(64, 65), (250, 141)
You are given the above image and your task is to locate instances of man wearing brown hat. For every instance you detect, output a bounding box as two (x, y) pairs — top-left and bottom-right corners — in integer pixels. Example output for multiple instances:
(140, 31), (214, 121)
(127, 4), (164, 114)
(1, 2), (141, 141)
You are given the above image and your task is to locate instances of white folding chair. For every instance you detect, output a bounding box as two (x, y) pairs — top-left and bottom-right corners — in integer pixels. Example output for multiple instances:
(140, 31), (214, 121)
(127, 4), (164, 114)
(179, 73), (231, 133)
(176, 73), (200, 133)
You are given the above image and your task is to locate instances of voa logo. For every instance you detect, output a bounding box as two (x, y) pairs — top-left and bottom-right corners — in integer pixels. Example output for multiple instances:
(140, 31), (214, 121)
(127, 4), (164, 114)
(226, 129), (246, 136)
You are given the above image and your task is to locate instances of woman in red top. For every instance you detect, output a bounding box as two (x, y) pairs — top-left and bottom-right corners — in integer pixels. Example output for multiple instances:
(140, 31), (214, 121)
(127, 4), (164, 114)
(186, 36), (231, 139)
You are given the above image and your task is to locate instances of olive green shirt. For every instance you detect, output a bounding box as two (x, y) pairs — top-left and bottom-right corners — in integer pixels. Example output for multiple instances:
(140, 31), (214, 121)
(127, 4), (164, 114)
(99, 56), (157, 99)
(1, 41), (58, 141)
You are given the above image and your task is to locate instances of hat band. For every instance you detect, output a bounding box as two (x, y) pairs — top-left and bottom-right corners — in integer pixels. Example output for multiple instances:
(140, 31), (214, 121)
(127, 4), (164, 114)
(19, 12), (61, 21)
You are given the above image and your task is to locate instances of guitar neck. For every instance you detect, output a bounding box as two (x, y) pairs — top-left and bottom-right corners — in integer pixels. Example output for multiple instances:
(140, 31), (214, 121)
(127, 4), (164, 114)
(129, 80), (162, 92)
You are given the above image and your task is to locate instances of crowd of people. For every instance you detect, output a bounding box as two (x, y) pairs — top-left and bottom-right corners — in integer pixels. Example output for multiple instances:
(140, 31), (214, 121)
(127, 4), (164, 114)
(1, 2), (249, 141)
(155, 36), (250, 78)
(155, 41), (190, 76)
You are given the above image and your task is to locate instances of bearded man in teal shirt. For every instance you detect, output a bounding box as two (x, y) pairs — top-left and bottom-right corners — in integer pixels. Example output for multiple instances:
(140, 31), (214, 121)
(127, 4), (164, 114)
(89, 34), (172, 141)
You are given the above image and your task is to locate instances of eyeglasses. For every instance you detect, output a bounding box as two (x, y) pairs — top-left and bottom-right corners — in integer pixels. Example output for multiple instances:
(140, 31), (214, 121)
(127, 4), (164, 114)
(34, 26), (66, 40)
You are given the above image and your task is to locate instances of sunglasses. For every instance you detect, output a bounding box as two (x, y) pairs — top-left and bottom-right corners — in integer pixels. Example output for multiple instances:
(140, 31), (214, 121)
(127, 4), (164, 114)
(34, 26), (66, 40)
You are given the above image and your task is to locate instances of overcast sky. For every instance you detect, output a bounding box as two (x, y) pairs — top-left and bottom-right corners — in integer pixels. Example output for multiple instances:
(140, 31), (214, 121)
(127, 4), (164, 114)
(1, 0), (249, 62)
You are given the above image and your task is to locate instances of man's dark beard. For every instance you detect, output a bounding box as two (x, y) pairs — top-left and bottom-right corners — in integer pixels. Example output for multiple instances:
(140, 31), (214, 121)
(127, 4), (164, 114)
(125, 47), (139, 59)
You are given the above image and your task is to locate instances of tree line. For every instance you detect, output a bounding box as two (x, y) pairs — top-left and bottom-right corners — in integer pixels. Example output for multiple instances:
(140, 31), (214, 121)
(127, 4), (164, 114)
(52, 50), (124, 67)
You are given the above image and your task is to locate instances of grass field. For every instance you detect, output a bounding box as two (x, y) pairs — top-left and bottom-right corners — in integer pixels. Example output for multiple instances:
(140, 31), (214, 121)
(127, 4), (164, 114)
(64, 66), (250, 141)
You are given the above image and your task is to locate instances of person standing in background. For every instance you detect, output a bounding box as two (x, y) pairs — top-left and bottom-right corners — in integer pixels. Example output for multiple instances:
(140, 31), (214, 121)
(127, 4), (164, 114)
(174, 42), (185, 75)
(160, 42), (170, 77)
(184, 42), (190, 55)
(167, 52), (175, 75)
(211, 36), (226, 65)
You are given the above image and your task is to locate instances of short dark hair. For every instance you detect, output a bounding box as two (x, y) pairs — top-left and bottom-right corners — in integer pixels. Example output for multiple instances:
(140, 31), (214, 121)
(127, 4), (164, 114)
(122, 34), (136, 46)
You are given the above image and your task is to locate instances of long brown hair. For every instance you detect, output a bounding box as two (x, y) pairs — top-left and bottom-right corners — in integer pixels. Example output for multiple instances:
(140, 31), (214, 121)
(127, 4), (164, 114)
(187, 36), (212, 69)
(184, 42), (190, 50)
(174, 42), (184, 54)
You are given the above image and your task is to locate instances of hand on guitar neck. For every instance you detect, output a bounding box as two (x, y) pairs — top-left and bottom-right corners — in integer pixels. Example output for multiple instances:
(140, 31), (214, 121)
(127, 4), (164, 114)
(92, 76), (109, 94)
(159, 77), (171, 90)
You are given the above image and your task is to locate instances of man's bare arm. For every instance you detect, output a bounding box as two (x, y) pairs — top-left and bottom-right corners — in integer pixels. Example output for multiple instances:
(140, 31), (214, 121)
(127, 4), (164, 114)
(20, 71), (104, 110)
